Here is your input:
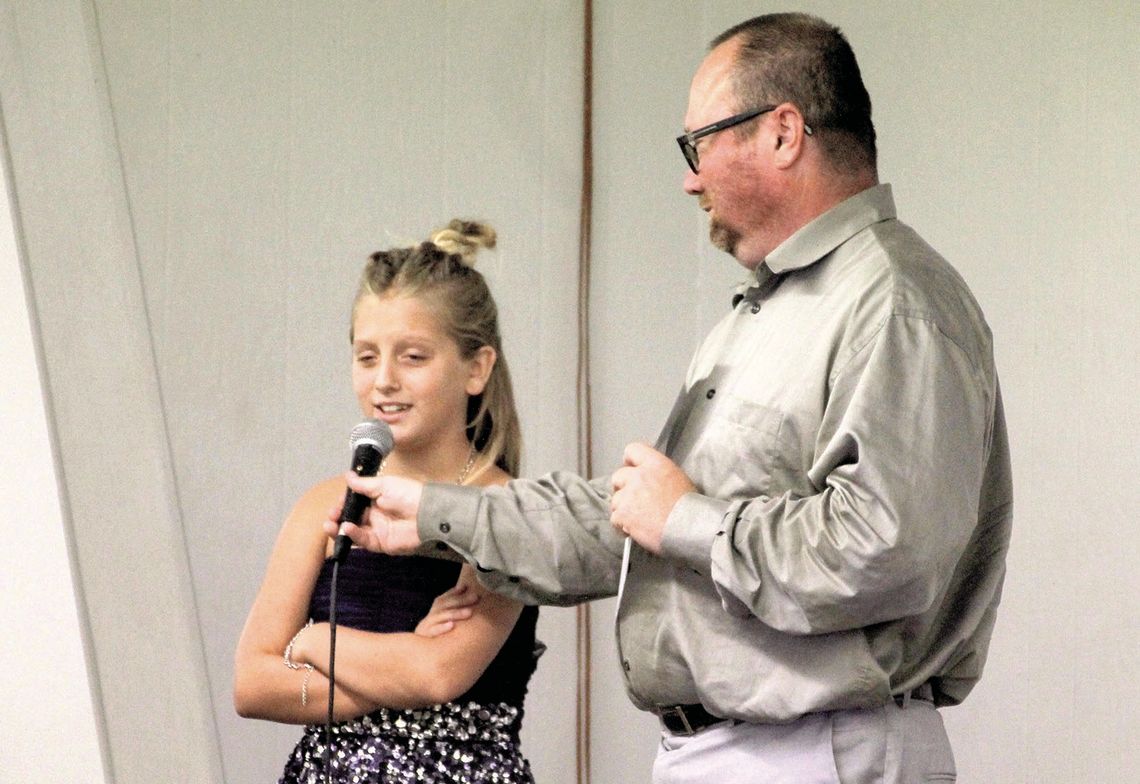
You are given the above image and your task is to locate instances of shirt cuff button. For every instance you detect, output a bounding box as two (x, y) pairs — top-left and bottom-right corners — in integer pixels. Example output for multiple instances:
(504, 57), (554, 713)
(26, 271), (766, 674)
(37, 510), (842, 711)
(440, 522), (451, 534)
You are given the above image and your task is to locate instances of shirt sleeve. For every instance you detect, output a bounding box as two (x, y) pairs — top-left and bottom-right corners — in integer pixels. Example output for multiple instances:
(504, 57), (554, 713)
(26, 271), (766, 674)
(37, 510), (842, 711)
(661, 313), (996, 635)
(416, 471), (626, 606)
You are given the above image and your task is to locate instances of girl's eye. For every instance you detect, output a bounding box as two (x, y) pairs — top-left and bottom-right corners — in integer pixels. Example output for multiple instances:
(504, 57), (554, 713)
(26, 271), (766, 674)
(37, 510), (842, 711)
(355, 353), (377, 365)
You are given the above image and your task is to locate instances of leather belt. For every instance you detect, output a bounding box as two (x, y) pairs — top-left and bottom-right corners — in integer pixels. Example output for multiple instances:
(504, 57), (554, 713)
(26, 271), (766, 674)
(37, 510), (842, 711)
(657, 703), (728, 735)
(660, 684), (934, 735)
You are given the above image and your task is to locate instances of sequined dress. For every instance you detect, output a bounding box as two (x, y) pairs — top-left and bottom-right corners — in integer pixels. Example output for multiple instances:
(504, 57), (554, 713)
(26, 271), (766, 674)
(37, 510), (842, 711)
(279, 549), (540, 784)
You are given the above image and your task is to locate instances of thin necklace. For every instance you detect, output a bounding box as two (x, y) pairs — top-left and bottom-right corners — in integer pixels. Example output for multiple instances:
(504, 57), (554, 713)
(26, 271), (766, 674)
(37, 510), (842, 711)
(379, 442), (478, 485)
(456, 442), (477, 485)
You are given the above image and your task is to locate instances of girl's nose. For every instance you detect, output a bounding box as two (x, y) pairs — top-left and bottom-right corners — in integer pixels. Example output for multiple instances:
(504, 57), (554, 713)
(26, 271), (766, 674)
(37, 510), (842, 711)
(373, 358), (399, 391)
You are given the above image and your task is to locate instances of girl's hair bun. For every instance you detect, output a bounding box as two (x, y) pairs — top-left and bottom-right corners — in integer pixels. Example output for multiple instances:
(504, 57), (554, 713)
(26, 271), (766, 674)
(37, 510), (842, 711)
(429, 219), (496, 267)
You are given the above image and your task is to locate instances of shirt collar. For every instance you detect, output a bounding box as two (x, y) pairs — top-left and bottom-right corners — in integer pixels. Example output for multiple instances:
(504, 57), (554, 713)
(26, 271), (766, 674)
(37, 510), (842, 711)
(763, 183), (896, 277)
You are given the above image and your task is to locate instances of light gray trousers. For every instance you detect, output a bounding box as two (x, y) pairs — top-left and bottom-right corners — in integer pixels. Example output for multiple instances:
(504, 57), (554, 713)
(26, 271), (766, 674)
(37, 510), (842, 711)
(652, 700), (956, 784)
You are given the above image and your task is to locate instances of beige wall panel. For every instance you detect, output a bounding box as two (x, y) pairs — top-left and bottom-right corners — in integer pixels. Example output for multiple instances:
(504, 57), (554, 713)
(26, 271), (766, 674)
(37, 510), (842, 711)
(0, 99), (109, 784)
(587, 4), (714, 780)
(0, 0), (222, 781)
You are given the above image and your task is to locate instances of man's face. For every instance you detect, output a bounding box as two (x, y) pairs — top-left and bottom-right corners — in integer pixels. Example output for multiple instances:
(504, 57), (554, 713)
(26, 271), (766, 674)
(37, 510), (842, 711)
(682, 39), (778, 269)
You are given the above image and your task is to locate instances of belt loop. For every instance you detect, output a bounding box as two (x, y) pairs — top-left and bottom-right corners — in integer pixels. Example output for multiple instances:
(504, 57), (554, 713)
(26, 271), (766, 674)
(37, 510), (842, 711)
(676, 708), (693, 735)
(658, 704), (726, 735)
(660, 706), (695, 735)
(893, 683), (934, 709)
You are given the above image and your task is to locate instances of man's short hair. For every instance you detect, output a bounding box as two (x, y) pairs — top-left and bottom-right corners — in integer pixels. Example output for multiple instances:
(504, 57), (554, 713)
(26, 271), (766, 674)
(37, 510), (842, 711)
(712, 13), (877, 174)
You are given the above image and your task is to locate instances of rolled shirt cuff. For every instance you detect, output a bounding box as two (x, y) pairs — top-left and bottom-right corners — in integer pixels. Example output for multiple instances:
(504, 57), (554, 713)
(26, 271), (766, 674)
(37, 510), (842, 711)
(659, 491), (730, 574)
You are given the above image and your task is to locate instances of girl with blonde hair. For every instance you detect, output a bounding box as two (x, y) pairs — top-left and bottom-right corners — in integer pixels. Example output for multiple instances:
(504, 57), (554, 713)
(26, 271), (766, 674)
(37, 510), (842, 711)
(234, 220), (538, 783)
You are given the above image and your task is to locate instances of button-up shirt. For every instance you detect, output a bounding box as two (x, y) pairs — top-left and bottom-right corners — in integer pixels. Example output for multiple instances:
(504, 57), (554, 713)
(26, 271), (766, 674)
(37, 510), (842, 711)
(419, 184), (1012, 723)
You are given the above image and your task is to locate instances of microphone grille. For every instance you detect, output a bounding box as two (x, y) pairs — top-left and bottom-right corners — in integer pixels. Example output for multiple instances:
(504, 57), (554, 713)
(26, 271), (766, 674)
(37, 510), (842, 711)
(350, 418), (394, 456)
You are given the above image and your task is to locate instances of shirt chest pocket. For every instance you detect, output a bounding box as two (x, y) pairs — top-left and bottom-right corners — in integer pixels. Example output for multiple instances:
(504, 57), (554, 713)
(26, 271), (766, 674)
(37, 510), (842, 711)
(674, 395), (802, 501)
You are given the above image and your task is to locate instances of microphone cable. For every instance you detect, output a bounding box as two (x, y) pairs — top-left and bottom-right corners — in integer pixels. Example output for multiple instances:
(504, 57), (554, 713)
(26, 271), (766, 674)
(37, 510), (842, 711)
(322, 418), (392, 784)
(323, 559), (341, 784)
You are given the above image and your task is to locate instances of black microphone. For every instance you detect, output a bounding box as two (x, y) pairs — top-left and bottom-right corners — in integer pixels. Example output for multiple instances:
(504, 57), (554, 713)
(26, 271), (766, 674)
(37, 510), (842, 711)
(333, 419), (395, 562)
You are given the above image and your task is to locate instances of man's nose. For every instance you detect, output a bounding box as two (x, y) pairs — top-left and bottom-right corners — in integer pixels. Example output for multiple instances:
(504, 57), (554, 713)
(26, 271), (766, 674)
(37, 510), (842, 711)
(683, 167), (702, 195)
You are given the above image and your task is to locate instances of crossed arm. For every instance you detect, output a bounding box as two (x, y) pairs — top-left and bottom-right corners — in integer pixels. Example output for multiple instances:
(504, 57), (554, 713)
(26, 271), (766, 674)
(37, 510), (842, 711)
(233, 476), (522, 724)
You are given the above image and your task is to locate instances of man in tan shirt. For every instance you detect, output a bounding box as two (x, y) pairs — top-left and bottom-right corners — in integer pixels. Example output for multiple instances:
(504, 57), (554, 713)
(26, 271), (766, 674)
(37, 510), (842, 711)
(333, 12), (1011, 783)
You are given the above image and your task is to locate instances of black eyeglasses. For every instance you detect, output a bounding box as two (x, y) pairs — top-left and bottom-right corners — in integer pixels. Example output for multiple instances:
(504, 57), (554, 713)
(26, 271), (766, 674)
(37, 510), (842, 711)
(676, 106), (813, 173)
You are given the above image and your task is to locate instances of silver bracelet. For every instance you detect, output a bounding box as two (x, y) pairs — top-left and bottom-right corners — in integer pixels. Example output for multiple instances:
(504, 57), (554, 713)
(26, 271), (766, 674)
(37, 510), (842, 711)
(283, 620), (315, 707)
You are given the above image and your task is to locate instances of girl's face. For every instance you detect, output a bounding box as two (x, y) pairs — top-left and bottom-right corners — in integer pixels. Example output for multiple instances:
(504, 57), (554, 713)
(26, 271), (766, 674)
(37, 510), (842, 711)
(351, 293), (493, 457)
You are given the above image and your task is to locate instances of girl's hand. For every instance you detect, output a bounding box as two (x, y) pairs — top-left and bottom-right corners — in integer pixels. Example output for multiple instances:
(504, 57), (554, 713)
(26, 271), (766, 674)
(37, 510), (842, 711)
(415, 583), (480, 638)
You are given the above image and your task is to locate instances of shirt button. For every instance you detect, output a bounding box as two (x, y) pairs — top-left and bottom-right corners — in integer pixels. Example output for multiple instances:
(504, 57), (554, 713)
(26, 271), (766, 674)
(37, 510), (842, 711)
(622, 659), (631, 672)
(750, 303), (761, 314)
(440, 522), (451, 534)
(706, 388), (716, 399)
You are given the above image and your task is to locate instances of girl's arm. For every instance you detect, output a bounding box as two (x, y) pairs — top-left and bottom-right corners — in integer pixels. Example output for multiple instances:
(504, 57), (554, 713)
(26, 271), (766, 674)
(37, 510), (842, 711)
(290, 563), (523, 709)
(233, 477), (380, 723)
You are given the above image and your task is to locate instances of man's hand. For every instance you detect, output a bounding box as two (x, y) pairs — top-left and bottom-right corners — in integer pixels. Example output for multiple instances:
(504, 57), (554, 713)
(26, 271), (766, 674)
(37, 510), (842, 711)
(322, 473), (426, 554)
(610, 442), (695, 554)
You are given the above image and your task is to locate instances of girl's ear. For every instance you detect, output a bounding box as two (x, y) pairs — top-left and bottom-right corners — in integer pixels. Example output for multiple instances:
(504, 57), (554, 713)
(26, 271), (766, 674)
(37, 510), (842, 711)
(465, 345), (497, 395)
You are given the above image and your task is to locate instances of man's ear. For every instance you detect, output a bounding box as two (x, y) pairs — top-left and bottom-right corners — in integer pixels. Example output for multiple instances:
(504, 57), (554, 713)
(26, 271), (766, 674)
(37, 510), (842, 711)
(772, 103), (809, 167)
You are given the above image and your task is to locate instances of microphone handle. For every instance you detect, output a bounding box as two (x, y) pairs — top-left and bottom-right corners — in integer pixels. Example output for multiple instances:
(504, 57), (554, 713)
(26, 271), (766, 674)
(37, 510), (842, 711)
(333, 443), (384, 562)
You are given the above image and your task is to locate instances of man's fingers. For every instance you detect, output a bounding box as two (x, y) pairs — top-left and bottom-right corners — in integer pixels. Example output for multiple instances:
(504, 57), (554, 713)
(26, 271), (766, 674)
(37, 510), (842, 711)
(609, 489), (627, 534)
(341, 520), (386, 550)
(335, 521), (360, 542)
(622, 441), (656, 467)
(345, 471), (381, 497)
